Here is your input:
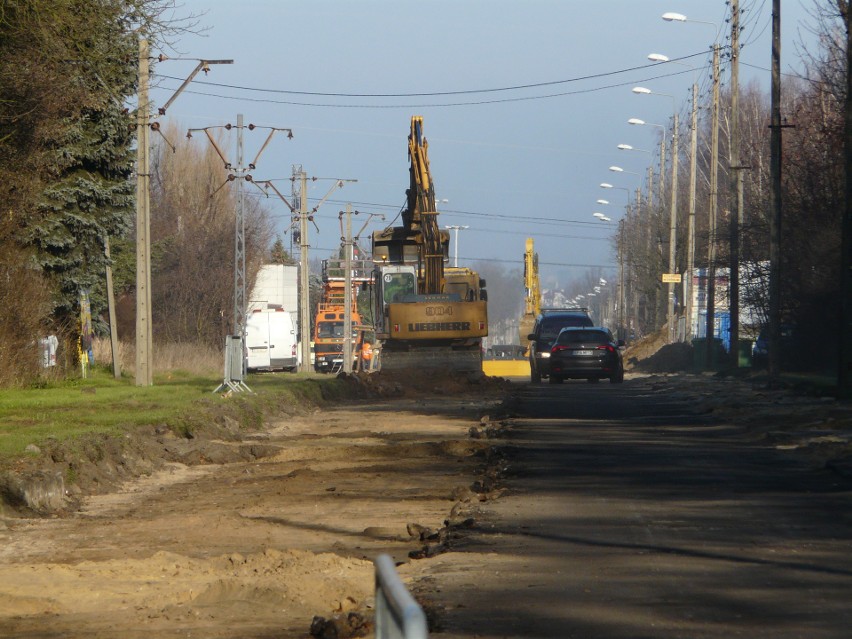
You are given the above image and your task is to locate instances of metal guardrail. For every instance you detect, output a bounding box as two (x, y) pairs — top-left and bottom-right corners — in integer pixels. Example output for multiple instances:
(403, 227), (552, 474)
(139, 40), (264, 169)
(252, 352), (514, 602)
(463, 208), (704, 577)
(374, 554), (428, 639)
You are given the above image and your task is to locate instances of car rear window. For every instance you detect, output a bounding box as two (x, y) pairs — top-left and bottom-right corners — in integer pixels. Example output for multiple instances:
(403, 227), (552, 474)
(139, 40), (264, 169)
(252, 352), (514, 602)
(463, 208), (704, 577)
(539, 316), (593, 341)
(556, 329), (610, 345)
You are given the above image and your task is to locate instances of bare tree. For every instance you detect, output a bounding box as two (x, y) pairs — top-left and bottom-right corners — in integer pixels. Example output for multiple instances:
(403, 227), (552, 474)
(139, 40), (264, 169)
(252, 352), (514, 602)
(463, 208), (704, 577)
(149, 122), (274, 345)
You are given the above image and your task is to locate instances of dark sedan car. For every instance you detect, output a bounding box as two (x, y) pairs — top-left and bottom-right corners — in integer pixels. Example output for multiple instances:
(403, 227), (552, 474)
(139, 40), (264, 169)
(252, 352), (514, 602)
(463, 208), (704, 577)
(548, 327), (624, 384)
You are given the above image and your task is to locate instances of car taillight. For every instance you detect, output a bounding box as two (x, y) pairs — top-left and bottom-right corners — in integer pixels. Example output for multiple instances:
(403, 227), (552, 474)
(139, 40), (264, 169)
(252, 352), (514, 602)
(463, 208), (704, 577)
(551, 345), (569, 354)
(596, 344), (616, 353)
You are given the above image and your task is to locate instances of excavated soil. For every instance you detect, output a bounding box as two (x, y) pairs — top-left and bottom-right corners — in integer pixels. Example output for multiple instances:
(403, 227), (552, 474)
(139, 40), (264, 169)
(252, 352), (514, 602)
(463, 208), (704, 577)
(0, 372), (509, 638)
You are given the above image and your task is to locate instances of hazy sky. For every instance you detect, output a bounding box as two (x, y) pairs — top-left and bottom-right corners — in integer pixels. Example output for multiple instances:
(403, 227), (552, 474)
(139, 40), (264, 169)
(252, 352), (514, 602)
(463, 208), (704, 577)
(151, 0), (821, 292)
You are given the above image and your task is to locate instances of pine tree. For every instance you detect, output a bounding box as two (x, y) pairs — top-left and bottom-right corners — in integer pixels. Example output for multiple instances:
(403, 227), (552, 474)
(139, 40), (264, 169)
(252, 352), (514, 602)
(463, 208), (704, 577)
(270, 236), (298, 265)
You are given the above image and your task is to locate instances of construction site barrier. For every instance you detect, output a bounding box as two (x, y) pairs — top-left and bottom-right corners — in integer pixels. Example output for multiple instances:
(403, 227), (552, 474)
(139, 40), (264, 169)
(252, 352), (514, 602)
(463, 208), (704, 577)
(374, 554), (428, 639)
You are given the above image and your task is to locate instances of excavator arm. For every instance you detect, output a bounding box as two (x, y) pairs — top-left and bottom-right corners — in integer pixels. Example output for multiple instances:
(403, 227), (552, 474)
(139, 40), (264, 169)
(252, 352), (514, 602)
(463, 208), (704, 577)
(406, 116), (444, 295)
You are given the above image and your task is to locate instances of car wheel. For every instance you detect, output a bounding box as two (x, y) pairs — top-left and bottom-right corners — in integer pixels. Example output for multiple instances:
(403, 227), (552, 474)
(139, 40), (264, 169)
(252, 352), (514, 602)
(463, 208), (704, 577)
(610, 369), (624, 384)
(549, 374), (563, 384)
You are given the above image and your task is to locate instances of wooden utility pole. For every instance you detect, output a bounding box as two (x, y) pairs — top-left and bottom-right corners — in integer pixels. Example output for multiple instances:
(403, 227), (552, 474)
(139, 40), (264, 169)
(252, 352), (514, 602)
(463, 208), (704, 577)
(104, 237), (121, 379)
(135, 38), (153, 386)
(842, 0), (852, 397)
(728, 0), (743, 370)
(768, 0), (783, 383)
(706, 44), (721, 370)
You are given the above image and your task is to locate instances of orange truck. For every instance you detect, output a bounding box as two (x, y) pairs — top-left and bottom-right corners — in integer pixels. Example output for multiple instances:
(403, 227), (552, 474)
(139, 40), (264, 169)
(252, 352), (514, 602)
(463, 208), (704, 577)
(313, 259), (372, 373)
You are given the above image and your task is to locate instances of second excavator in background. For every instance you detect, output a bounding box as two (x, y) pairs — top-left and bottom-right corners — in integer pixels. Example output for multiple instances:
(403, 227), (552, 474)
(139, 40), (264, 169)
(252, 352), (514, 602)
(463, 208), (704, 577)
(371, 116), (488, 372)
(519, 237), (541, 355)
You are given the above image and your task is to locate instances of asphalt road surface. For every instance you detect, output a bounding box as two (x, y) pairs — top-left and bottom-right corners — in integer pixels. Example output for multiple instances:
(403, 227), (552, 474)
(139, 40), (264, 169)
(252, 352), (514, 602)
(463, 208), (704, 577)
(418, 377), (852, 639)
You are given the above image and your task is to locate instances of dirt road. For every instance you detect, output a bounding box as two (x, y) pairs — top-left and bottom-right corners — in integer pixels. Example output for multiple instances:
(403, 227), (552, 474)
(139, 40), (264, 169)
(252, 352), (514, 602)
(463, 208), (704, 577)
(2, 372), (851, 639)
(0, 390), (506, 638)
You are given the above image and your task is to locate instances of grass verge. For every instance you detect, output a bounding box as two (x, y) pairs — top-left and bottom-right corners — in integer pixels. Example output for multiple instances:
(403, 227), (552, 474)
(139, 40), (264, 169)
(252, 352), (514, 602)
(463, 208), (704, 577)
(0, 366), (353, 465)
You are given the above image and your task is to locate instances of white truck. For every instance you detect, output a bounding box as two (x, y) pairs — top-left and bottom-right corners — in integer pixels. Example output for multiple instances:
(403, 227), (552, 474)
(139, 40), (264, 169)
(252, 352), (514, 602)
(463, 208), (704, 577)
(245, 264), (300, 372)
(245, 308), (298, 372)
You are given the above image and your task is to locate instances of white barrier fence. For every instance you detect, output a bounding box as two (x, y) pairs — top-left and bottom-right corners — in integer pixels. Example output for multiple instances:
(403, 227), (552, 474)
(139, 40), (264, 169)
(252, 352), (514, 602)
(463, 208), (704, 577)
(374, 554), (429, 639)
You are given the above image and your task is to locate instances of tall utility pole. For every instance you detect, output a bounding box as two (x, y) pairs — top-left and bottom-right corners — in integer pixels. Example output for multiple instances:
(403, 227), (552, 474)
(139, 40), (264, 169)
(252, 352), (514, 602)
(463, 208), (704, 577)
(728, 0), (743, 370)
(135, 38), (153, 387)
(841, 0), (852, 397)
(135, 44), (233, 387)
(686, 82), (698, 341)
(342, 204), (354, 374)
(234, 114), (247, 343)
(706, 44), (721, 370)
(618, 219), (625, 339)
(768, 0), (782, 382)
(188, 119), (291, 391)
(666, 113), (679, 343)
(298, 170), (312, 373)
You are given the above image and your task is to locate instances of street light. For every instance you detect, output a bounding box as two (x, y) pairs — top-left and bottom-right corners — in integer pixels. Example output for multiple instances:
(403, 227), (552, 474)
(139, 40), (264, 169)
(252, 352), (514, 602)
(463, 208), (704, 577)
(444, 224), (469, 267)
(596, 199), (610, 205)
(662, 11), (719, 31)
(628, 117), (666, 208)
(618, 143), (652, 154)
(609, 165), (640, 176)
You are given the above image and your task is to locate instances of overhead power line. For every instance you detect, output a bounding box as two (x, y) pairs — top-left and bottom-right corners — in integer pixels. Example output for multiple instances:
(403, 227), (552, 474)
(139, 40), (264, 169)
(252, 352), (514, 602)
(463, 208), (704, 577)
(157, 51), (711, 98)
(246, 191), (612, 230)
(154, 53), (721, 109)
(307, 244), (616, 269)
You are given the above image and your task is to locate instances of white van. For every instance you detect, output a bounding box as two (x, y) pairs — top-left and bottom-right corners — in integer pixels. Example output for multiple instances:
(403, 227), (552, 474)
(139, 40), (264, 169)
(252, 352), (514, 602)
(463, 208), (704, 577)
(245, 308), (298, 372)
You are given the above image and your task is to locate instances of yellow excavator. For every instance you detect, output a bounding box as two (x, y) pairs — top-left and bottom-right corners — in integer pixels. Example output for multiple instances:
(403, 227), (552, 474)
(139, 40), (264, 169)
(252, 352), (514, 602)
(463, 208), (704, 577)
(519, 237), (541, 354)
(482, 238), (538, 377)
(371, 116), (488, 372)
